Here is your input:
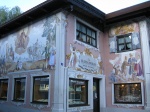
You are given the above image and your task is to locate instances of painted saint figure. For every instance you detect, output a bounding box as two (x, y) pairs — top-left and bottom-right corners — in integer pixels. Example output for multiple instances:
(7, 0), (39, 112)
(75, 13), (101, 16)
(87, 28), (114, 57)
(121, 56), (129, 76)
(42, 41), (50, 69)
(48, 45), (56, 69)
(128, 53), (136, 76)
(68, 44), (75, 67)
(134, 55), (143, 80)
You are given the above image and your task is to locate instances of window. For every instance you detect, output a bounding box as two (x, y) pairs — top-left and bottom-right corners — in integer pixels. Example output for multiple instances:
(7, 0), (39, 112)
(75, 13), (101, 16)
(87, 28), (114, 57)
(13, 78), (26, 102)
(109, 32), (141, 53)
(76, 21), (97, 47)
(69, 78), (88, 107)
(114, 83), (142, 104)
(0, 79), (8, 100)
(32, 76), (49, 104)
(117, 33), (132, 52)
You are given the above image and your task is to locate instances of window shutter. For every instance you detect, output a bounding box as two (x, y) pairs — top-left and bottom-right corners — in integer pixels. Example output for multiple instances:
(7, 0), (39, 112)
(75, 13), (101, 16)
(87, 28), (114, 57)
(132, 32), (141, 50)
(109, 36), (117, 53)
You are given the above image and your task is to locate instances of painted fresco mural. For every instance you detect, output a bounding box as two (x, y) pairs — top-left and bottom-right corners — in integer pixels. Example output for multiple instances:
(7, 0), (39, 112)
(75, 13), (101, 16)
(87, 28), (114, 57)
(0, 15), (59, 76)
(109, 51), (144, 83)
(109, 23), (139, 36)
(108, 23), (144, 83)
(66, 44), (103, 74)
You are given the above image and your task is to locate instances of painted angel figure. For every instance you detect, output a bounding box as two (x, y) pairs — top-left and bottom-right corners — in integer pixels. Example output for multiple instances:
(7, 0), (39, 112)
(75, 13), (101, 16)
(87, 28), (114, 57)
(68, 44), (75, 67)
(48, 45), (56, 69)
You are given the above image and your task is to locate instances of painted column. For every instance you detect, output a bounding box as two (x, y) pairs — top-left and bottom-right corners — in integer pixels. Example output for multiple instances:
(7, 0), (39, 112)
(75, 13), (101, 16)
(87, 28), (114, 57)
(52, 12), (67, 112)
(139, 20), (150, 110)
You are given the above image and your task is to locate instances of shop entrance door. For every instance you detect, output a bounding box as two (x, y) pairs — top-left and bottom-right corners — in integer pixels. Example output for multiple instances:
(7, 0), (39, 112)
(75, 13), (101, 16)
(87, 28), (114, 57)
(93, 79), (100, 112)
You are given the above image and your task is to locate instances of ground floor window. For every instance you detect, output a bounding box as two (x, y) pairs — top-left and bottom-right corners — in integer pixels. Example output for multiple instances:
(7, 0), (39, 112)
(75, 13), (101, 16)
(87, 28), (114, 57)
(114, 83), (142, 104)
(32, 76), (49, 104)
(69, 78), (88, 107)
(13, 77), (26, 102)
(0, 79), (8, 100)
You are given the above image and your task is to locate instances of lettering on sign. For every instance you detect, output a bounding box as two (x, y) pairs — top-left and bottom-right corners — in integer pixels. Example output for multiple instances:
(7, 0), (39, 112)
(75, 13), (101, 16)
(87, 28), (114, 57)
(78, 54), (97, 72)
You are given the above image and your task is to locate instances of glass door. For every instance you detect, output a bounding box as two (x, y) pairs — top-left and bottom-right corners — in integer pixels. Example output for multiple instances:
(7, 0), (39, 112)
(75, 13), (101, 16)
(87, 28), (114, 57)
(93, 79), (100, 112)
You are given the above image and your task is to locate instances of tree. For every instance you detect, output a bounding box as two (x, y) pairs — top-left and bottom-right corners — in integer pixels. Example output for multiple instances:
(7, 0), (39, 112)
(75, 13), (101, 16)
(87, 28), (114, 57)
(0, 6), (22, 25)
(0, 6), (8, 25)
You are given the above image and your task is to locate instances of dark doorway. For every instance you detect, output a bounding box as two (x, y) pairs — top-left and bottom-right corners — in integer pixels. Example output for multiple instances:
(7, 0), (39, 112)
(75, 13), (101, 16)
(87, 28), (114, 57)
(93, 79), (100, 112)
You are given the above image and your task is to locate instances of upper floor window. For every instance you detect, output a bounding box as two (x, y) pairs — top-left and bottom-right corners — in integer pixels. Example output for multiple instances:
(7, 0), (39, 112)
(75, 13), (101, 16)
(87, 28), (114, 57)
(32, 76), (49, 104)
(0, 79), (8, 100)
(13, 77), (26, 102)
(76, 21), (97, 47)
(109, 32), (141, 53)
(117, 33), (132, 52)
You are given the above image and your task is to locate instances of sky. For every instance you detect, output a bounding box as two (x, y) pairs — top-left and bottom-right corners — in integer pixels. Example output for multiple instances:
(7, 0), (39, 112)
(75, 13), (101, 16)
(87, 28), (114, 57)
(0, 0), (149, 14)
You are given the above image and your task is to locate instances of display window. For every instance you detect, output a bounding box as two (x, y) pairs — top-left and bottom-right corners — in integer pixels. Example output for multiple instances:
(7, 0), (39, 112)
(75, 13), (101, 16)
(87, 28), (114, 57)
(0, 79), (8, 100)
(69, 78), (88, 107)
(114, 83), (142, 104)
(32, 76), (49, 104)
(13, 77), (26, 102)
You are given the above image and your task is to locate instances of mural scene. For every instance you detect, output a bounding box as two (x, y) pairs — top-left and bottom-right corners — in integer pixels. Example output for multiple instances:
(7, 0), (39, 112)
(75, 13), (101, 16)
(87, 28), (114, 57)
(66, 43), (103, 74)
(0, 15), (59, 76)
(109, 51), (144, 83)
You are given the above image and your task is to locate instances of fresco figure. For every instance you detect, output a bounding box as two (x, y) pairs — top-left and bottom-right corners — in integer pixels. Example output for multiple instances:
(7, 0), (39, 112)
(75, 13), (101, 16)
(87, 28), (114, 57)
(128, 53), (136, 77)
(16, 60), (22, 70)
(109, 70), (118, 82)
(15, 29), (29, 54)
(68, 44), (75, 67)
(113, 64), (121, 75)
(134, 55), (144, 80)
(42, 41), (50, 69)
(121, 56), (129, 76)
(48, 45), (56, 69)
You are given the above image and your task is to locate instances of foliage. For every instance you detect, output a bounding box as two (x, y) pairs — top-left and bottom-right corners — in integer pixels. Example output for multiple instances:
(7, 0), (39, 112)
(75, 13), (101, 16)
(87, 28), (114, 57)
(0, 6), (21, 25)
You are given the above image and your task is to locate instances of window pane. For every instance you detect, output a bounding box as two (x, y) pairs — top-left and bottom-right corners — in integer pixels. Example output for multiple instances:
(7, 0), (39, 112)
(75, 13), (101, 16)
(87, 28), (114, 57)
(118, 45), (125, 51)
(114, 83), (142, 104)
(118, 38), (124, 44)
(0, 79), (8, 100)
(125, 36), (131, 43)
(69, 79), (88, 106)
(77, 23), (80, 30)
(87, 37), (91, 44)
(92, 31), (96, 38)
(81, 34), (86, 42)
(76, 22), (97, 47)
(126, 43), (132, 50)
(87, 28), (91, 36)
(14, 78), (25, 101)
(81, 25), (86, 33)
(92, 39), (96, 46)
(33, 76), (49, 104)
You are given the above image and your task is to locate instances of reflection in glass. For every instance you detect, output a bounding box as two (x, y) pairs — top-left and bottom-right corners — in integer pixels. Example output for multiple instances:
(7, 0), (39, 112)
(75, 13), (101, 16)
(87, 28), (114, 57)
(76, 21), (97, 47)
(0, 79), (8, 100)
(114, 83), (142, 104)
(87, 28), (92, 36)
(119, 45), (125, 51)
(69, 79), (88, 107)
(32, 76), (49, 104)
(14, 78), (26, 101)
(118, 38), (124, 44)
(125, 36), (131, 43)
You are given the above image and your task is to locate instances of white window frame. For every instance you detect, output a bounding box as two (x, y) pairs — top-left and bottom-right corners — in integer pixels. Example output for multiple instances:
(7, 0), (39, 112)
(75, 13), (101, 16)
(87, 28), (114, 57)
(0, 76), (9, 102)
(30, 72), (51, 106)
(112, 82), (144, 106)
(75, 17), (100, 49)
(11, 74), (27, 103)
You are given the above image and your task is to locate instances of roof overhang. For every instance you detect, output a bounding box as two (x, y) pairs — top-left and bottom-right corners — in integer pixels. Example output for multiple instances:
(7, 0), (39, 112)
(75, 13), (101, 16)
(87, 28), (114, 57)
(106, 1), (150, 27)
(0, 0), (105, 37)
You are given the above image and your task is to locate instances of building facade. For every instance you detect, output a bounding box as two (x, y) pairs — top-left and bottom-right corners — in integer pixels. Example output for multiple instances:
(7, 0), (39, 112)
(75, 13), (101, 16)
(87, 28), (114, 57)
(0, 0), (150, 112)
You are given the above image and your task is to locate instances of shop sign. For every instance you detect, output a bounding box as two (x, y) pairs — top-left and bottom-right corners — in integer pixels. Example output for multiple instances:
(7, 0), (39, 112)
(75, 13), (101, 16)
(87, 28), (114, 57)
(78, 54), (97, 72)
